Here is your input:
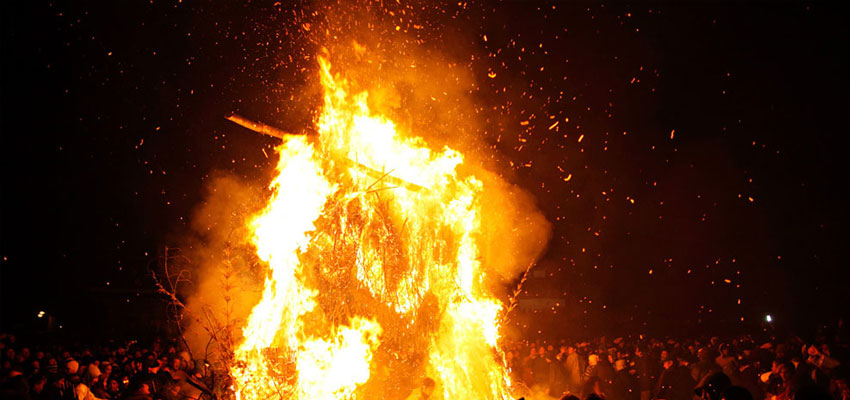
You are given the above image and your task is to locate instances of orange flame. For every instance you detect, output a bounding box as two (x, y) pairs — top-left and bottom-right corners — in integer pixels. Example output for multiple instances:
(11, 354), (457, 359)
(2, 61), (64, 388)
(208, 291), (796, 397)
(230, 53), (515, 399)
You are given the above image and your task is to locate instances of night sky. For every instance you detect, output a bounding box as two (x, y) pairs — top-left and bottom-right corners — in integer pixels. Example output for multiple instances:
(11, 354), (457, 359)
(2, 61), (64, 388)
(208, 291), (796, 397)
(2, 1), (849, 339)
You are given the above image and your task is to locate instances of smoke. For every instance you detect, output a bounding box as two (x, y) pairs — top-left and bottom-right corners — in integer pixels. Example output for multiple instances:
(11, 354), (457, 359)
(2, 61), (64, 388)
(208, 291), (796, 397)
(476, 168), (552, 285)
(177, 172), (268, 364)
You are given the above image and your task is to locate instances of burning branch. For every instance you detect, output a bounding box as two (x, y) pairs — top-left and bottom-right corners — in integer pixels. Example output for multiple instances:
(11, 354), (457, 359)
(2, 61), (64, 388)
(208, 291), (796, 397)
(151, 246), (239, 400)
(225, 114), (299, 139)
(502, 260), (538, 319)
(151, 246), (194, 358)
(225, 114), (424, 192)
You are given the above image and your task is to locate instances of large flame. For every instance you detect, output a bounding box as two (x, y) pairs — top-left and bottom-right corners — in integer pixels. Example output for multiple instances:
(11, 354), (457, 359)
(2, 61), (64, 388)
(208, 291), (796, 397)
(230, 54), (515, 399)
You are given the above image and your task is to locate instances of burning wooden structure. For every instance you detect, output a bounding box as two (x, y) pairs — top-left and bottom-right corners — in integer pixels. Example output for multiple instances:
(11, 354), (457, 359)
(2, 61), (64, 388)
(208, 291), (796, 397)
(224, 55), (523, 400)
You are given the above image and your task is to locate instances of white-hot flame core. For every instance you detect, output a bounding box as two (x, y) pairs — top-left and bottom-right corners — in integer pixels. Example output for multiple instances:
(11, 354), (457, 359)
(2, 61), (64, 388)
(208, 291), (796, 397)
(295, 318), (381, 400)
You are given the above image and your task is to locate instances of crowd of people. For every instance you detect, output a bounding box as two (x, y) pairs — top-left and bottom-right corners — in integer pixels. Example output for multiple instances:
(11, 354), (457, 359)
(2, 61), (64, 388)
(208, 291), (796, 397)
(0, 333), (207, 400)
(503, 329), (848, 400)
(1, 327), (848, 400)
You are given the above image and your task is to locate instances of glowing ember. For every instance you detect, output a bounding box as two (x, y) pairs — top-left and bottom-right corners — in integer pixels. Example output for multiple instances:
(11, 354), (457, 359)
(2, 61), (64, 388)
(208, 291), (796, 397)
(229, 53), (517, 399)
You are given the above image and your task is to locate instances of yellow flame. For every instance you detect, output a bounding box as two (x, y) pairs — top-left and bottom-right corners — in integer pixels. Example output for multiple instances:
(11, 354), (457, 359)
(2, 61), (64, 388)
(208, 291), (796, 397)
(231, 53), (514, 399)
(295, 318), (381, 400)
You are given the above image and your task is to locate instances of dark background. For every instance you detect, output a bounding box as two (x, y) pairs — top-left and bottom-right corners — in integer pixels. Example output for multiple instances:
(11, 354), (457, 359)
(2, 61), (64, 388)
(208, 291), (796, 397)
(2, 1), (848, 341)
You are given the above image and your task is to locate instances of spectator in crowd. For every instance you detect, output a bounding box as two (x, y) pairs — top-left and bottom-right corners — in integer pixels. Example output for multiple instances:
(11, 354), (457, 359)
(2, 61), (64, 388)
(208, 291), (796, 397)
(612, 358), (638, 400)
(565, 345), (584, 395)
(635, 345), (658, 400)
(655, 354), (695, 400)
(694, 348), (721, 384)
(549, 347), (568, 397)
